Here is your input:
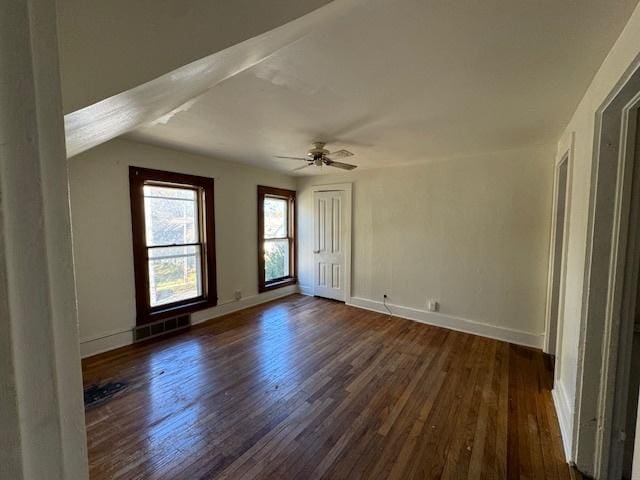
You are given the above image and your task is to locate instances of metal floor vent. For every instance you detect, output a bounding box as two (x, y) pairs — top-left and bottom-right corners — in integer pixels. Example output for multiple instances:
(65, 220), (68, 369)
(84, 382), (127, 408)
(134, 314), (191, 342)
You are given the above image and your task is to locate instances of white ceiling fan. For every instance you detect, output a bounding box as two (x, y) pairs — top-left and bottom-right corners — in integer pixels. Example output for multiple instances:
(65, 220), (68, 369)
(275, 142), (357, 171)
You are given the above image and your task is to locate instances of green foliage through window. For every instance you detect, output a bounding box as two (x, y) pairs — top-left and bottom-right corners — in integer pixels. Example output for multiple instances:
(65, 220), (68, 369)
(265, 240), (289, 281)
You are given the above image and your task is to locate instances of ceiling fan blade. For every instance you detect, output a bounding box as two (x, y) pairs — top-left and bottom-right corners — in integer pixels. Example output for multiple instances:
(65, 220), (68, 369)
(274, 156), (309, 161)
(327, 149), (354, 160)
(325, 160), (357, 170)
(293, 164), (311, 171)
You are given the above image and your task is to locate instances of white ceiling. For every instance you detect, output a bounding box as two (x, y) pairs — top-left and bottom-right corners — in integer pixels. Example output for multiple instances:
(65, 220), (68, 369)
(62, 0), (363, 158)
(56, 0), (332, 112)
(124, 0), (638, 175)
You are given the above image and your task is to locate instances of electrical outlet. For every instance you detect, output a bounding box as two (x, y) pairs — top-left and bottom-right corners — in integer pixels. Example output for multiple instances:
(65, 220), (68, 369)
(234, 289), (242, 301)
(427, 300), (439, 312)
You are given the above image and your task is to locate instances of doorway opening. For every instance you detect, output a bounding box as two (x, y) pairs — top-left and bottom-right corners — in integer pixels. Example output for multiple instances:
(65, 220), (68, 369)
(622, 281), (640, 478)
(573, 60), (640, 478)
(613, 107), (640, 480)
(545, 151), (571, 373)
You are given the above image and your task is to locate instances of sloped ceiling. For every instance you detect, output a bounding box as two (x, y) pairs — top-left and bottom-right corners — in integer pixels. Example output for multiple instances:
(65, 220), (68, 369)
(62, 0), (363, 157)
(56, 0), (334, 112)
(62, 0), (640, 173)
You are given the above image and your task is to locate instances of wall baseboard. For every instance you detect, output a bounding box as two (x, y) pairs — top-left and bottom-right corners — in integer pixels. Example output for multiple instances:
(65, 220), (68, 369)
(81, 289), (543, 355)
(552, 382), (574, 462)
(298, 284), (314, 296)
(80, 329), (133, 358)
(347, 296), (544, 349)
(80, 285), (298, 358)
(190, 285), (298, 325)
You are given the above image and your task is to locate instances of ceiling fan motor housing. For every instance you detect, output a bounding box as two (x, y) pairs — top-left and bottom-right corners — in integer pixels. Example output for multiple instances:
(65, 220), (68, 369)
(275, 142), (356, 170)
(308, 141), (330, 157)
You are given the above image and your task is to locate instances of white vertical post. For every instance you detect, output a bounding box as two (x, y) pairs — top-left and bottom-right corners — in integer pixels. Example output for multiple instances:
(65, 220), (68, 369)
(0, 0), (89, 478)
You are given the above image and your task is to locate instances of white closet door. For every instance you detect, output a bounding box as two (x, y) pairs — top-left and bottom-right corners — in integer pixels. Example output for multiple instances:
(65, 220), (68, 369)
(313, 190), (345, 301)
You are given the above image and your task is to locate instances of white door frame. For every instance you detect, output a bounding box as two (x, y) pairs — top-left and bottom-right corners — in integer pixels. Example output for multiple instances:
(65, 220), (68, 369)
(597, 92), (640, 480)
(544, 134), (574, 358)
(310, 183), (352, 303)
(573, 58), (640, 478)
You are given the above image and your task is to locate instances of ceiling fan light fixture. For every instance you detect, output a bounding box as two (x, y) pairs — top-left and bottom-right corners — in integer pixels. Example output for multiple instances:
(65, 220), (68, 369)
(274, 142), (357, 171)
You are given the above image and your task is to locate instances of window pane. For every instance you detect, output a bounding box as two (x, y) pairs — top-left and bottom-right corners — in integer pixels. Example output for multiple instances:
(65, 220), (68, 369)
(264, 197), (288, 239)
(148, 245), (202, 307)
(264, 239), (289, 281)
(144, 185), (198, 246)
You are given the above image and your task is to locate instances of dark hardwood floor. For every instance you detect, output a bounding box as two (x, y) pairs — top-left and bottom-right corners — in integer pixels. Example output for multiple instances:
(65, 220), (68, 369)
(83, 294), (575, 479)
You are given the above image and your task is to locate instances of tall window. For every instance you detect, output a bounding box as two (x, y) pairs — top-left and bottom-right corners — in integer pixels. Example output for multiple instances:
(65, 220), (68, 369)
(258, 186), (296, 292)
(130, 167), (217, 324)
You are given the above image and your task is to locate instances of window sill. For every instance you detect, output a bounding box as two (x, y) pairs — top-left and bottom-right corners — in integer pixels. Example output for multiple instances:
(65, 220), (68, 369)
(259, 277), (297, 293)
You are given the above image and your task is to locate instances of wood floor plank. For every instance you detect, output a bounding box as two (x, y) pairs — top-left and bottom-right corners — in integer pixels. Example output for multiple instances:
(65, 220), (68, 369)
(83, 294), (574, 479)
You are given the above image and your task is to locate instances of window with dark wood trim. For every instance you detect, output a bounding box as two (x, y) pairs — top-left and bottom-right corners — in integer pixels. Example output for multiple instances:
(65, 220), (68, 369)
(129, 167), (217, 325)
(258, 186), (297, 292)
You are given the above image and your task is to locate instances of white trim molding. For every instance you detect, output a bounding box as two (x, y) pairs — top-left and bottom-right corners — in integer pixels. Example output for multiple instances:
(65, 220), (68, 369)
(347, 296), (544, 349)
(79, 328), (133, 358)
(544, 133), (574, 356)
(80, 285), (298, 358)
(553, 381), (574, 461)
(298, 284), (314, 296)
(191, 285), (298, 324)
(572, 60), (640, 477)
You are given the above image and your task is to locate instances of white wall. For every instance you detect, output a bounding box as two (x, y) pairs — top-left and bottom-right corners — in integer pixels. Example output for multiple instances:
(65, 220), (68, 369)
(552, 2), (640, 463)
(297, 144), (554, 347)
(69, 138), (296, 357)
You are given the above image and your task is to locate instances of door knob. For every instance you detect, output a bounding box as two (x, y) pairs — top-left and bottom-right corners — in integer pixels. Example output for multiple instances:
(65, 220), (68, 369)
(313, 249), (320, 254)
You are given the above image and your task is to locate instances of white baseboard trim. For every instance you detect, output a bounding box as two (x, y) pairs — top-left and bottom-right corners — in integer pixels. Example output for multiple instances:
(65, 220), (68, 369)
(190, 285), (298, 325)
(80, 328), (133, 358)
(346, 296), (544, 349)
(298, 284), (314, 296)
(552, 382), (574, 462)
(80, 285), (299, 358)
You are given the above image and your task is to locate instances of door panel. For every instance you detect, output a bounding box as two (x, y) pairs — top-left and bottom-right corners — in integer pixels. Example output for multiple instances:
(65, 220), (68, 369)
(313, 190), (345, 301)
(332, 196), (341, 253)
(332, 264), (340, 288)
(318, 262), (326, 287)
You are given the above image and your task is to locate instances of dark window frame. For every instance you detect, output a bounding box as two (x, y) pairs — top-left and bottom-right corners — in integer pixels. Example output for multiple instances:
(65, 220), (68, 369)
(257, 186), (297, 292)
(129, 166), (217, 325)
